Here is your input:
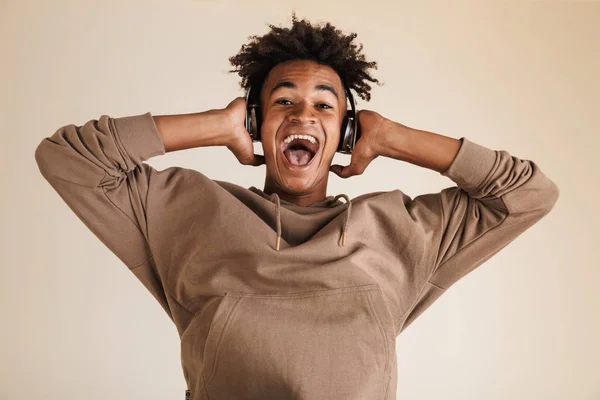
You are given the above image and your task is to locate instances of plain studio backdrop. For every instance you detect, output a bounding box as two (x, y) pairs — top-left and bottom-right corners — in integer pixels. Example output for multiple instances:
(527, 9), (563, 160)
(1, 1), (598, 399)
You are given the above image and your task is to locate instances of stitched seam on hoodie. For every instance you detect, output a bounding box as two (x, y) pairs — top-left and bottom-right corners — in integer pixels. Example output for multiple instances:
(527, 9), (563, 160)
(99, 170), (192, 314)
(433, 192), (445, 278)
(365, 290), (390, 397)
(202, 370), (210, 399)
(106, 211), (193, 315)
(101, 185), (149, 242)
(228, 284), (380, 299)
(394, 279), (439, 333)
(428, 281), (444, 290)
(203, 296), (245, 388)
(431, 152), (510, 287)
(134, 256), (195, 319)
(432, 206), (509, 285)
(130, 254), (154, 270)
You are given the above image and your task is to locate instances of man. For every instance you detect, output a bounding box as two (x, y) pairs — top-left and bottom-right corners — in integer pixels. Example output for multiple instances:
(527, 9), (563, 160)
(35, 13), (559, 400)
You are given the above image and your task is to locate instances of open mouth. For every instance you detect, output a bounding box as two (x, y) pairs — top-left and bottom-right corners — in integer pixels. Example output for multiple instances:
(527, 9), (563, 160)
(280, 134), (321, 168)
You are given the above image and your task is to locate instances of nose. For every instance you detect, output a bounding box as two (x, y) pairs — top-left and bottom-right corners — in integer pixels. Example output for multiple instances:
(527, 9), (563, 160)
(286, 101), (317, 125)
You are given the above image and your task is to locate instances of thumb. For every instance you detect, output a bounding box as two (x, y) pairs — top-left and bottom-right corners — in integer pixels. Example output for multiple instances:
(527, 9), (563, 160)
(330, 164), (350, 178)
(251, 154), (265, 166)
(235, 150), (265, 166)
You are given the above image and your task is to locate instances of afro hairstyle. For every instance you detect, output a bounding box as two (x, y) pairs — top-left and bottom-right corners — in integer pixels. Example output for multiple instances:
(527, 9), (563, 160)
(228, 12), (381, 105)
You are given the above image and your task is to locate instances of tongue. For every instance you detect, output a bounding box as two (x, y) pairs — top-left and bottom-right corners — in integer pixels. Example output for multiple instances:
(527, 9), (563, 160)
(284, 149), (313, 166)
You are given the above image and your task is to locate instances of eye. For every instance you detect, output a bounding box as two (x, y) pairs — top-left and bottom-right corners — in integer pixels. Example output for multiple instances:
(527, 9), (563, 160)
(317, 103), (333, 109)
(275, 99), (333, 109)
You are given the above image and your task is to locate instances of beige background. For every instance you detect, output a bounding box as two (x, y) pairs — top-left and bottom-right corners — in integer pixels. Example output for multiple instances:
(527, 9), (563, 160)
(1, 0), (598, 399)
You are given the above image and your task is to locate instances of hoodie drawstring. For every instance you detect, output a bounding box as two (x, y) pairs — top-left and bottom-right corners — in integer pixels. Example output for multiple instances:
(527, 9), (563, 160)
(270, 193), (282, 251)
(329, 194), (352, 247)
(268, 193), (352, 250)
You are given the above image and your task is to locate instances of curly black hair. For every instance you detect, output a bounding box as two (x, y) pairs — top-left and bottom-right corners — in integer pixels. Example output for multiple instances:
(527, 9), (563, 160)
(228, 12), (381, 103)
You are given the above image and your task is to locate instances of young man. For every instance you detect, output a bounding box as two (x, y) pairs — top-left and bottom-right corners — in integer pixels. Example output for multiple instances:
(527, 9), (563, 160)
(35, 14), (559, 400)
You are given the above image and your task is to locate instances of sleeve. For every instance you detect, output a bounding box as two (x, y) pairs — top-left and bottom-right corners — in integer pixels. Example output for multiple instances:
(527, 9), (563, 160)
(396, 137), (560, 334)
(34, 112), (173, 317)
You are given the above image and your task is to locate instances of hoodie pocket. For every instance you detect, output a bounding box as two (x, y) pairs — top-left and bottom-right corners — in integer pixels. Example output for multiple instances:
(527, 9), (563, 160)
(201, 284), (395, 400)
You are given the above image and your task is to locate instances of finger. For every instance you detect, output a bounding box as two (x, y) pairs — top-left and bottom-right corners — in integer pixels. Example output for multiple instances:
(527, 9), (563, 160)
(241, 152), (265, 166)
(349, 149), (377, 176)
(343, 164), (361, 178)
(251, 154), (265, 166)
(238, 153), (264, 166)
(330, 164), (354, 179)
(330, 164), (344, 177)
(331, 155), (372, 178)
(233, 151), (252, 166)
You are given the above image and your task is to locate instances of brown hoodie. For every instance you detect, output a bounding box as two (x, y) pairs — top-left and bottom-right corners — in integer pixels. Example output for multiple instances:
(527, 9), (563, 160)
(34, 112), (559, 399)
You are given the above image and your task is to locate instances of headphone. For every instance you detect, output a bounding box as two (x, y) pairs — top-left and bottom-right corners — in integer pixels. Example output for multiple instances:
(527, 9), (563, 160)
(245, 83), (360, 154)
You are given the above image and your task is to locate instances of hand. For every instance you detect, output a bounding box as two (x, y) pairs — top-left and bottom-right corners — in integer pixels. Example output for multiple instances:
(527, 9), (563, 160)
(330, 110), (387, 178)
(223, 97), (265, 166)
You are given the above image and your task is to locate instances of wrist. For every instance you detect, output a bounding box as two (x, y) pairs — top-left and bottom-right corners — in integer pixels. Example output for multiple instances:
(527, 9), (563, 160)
(376, 119), (411, 158)
(217, 108), (239, 147)
(154, 109), (235, 152)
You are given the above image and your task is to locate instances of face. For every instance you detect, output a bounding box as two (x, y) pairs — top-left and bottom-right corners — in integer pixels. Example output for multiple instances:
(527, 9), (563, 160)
(259, 59), (347, 198)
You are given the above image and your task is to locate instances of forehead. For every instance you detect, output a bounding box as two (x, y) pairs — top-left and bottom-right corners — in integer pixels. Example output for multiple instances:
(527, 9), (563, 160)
(261, 60), (344, 97)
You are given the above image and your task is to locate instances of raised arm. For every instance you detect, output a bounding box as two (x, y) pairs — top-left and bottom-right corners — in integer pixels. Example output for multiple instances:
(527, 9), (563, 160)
(33, 101), (256, 317)
(331, 110), (560, 334)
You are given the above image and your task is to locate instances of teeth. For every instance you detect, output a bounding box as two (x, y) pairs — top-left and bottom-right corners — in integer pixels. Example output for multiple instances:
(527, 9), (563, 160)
(283, 134), (318, 145)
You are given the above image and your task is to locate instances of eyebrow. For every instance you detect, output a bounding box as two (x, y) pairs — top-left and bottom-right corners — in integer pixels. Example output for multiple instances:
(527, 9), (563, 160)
(269, 81), (339, 100)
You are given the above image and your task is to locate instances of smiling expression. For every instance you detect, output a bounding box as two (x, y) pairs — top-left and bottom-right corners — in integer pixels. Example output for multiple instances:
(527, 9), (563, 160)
(259, 59), (347, 199)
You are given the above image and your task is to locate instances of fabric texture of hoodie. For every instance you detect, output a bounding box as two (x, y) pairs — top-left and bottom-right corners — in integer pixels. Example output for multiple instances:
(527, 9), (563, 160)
(34, 112), (560, 399)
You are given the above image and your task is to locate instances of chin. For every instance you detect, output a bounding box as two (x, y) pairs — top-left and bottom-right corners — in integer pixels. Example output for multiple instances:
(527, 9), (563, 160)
(278, 175), (318, 195)
(267, 149), (324, 194)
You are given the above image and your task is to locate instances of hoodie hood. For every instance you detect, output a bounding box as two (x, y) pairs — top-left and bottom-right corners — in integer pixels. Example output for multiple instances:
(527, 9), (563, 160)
(248, 186), (344, 209)
(247, 186), (352, 250)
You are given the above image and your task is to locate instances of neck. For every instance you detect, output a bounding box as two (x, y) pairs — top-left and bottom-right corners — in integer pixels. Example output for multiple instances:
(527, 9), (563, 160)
(263, 179), (328, 207)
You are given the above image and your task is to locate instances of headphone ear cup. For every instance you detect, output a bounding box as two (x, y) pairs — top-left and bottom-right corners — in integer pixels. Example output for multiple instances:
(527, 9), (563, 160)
(338, 116), (349, 152)
(346, 109), (356, 139)
(245, 90), (261, 142)
(245, 87), (262, 142)
(249, 107), (260, 141)
(246, 105), (253, 138)
(338, 110), (356, 153)
(255, 107), (262, 141)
